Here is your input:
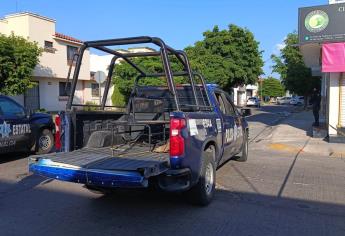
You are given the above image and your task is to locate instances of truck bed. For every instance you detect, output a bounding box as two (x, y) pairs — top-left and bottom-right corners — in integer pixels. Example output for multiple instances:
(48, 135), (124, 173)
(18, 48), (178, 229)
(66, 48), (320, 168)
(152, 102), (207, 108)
(29, 146), (170, 188)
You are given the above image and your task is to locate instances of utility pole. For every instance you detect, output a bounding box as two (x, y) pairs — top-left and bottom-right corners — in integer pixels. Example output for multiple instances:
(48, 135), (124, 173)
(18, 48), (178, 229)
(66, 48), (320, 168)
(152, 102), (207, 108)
(258, 77), (264, 101)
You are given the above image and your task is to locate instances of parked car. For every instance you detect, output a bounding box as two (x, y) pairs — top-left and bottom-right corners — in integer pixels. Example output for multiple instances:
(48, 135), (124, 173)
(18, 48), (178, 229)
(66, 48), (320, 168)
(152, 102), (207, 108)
(277, 97), (292, 105)
(246, 97), (260, 107)
(0, 95), (55, 154)
(290, 96), (304, 106)
(29, 36), (250, 206)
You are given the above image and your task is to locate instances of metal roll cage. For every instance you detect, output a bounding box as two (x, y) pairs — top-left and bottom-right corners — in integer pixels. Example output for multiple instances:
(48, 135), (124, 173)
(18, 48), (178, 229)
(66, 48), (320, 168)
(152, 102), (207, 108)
(66, 36), (212, 112)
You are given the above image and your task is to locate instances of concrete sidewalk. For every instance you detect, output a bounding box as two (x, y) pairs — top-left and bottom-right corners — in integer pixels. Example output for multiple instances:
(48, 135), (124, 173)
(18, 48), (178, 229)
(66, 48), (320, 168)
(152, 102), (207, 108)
(260, 110), (345, 157)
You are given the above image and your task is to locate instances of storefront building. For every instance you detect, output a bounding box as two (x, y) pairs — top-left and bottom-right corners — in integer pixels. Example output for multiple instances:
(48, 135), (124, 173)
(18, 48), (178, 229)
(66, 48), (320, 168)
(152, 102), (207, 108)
(299, 1), (345, 142)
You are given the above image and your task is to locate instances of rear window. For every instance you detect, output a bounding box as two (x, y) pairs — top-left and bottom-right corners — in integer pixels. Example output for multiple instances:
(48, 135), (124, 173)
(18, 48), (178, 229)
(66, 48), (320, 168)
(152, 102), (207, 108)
(135, 86), (211, 112)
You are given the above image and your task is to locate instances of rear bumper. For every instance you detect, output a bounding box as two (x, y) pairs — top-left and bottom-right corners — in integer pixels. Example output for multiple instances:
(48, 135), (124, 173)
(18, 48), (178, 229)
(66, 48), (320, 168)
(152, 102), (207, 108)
(29, 158), (192, 191)
(158, 168), (191, 192)
(29, 161), (148, 188)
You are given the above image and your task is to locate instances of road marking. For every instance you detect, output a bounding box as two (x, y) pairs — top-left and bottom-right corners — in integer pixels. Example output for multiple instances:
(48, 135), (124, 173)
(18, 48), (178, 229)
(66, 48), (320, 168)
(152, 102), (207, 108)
(268, 143), (304, 153)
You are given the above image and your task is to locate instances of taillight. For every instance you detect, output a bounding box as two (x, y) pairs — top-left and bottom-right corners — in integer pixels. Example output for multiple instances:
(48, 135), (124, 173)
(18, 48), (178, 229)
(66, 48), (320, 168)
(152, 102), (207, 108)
(170, 118), (186, 157)
(54, 115), (62, 150)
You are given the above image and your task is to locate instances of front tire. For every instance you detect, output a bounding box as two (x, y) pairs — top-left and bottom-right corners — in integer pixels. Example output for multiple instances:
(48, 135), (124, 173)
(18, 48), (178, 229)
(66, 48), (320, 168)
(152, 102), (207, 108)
(187, 150), (216, 206)
(36, 129), (54, 154)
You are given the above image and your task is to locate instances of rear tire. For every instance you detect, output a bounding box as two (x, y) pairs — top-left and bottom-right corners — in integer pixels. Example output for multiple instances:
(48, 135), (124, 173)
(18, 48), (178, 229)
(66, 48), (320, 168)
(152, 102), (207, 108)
(235, 131), (248, 162)
(187, 149), (216, 206)
(36, 129), (54, 155)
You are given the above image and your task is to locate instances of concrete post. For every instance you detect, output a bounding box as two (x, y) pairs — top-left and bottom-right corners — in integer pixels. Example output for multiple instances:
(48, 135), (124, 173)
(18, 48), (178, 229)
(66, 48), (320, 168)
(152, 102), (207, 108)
(328, 73), (340, 135)
(339, 73), (345, 127)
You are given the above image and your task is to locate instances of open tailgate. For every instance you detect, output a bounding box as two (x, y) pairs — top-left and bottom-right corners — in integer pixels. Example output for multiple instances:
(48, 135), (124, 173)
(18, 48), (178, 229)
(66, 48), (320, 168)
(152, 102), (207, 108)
(29, 147), (170, 188)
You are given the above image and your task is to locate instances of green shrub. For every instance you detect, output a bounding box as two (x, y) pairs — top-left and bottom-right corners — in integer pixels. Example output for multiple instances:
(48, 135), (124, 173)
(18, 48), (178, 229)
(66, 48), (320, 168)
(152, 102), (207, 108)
(84, 101), (98, 111)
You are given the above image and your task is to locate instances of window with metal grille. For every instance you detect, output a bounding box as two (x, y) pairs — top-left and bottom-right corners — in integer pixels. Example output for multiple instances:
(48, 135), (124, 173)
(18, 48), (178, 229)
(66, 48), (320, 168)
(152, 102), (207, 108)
(91, 83), (99, 97)
(59, 82), (71, 97)
(67, 45), (78, 65)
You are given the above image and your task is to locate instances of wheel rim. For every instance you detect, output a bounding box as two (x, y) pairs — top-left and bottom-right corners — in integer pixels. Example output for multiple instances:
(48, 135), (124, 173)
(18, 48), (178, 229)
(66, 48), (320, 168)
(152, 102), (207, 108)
(205, 162), (214, 195)
(39, 135), (51, 150)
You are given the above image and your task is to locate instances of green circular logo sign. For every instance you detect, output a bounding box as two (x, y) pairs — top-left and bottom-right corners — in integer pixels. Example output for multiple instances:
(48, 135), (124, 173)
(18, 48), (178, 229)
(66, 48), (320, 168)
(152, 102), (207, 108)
(305, 10), (329, 33)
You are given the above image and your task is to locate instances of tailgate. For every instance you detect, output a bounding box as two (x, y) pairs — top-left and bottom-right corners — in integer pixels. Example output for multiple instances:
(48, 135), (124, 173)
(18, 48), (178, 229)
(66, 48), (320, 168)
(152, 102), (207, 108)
(29, 147), (170, 188)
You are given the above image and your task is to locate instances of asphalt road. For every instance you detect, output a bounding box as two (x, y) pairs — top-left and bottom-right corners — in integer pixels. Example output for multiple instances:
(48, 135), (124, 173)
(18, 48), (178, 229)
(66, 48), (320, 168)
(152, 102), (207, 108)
(0, 104), (344, 236)
(246, 104), (296, 141)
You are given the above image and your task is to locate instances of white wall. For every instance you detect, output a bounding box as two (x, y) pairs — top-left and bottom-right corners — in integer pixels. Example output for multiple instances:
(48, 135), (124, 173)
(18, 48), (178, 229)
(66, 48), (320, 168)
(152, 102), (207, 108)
(0, 12), (94, 111)
(328, 73), (340, 135)
(90, 54), (115, 106)
(0, 13), (30, 37)
(37, 77), (91, 111)
(231, 84), (257, 106)
(0, 13), (90, 81)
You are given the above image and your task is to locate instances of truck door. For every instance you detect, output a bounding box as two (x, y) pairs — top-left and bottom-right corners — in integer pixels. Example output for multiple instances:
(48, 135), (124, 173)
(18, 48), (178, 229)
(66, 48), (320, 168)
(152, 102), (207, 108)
(214, 91), (237, 160)
(0, 97), (32, 153)
(223, 93), (244, 151)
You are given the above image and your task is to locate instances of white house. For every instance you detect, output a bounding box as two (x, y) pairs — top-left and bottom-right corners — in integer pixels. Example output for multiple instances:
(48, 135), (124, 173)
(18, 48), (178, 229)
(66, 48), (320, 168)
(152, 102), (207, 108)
(230, 84), (258, 107)
(0, 12), (96, 112)
(89, 47), (157, 107)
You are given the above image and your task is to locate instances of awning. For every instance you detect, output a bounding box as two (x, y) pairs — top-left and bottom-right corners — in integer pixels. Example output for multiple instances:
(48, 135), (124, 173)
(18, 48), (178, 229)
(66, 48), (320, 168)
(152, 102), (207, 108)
(322, 43), (345, 72)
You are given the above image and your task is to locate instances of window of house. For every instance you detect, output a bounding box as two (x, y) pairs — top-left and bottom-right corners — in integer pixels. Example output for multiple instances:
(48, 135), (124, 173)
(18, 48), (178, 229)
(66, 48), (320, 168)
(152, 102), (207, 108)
(44, 41), (53, 48)
(67, 45), (78, 65)
(90, 72), (95, 80)
(91, 83), (99, 97)
(59, 82), (71, 97)
(44, 41), (55, 53)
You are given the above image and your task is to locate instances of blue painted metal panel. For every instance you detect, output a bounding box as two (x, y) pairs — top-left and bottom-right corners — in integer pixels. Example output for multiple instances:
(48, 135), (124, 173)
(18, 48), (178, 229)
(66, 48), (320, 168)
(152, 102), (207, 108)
(29, 159), (147, 188)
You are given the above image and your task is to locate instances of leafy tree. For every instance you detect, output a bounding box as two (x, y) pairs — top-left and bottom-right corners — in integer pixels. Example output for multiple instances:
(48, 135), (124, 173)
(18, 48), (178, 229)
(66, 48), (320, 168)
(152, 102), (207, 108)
(111, 85), (127, 107)
(112, 56), (185, 106)
(111, 24), (264, 105)
(0, 34), (42, 95)
(258, 77), (285, 98)
(185, 24), (264, 90)
(271, 32), (320, 96)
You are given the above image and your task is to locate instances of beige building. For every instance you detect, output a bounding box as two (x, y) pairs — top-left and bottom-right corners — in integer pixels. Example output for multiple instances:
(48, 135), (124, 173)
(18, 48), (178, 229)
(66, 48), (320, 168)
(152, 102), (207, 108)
(0, 12), (98, 111)
(299, 1), (345, 142)
(89, 47), (157, 107)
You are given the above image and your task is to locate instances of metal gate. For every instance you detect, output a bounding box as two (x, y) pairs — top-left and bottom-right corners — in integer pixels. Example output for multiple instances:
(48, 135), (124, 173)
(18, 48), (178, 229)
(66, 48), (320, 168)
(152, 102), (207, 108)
(24, 82), (40, 112)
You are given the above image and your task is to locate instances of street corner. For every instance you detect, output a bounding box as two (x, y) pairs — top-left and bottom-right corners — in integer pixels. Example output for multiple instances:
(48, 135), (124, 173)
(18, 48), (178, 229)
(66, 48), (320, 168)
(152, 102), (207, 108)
(302, 137), (345, 158)
(329, 151), (345, 158)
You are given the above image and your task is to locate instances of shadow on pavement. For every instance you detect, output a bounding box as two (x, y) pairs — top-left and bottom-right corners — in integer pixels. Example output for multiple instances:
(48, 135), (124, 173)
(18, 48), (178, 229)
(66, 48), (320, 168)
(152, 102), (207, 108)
(0, 152), (30, 164)
(247, 105), (314, 139)
(0, 179), (344, 235)
(245, 105), (296, 124)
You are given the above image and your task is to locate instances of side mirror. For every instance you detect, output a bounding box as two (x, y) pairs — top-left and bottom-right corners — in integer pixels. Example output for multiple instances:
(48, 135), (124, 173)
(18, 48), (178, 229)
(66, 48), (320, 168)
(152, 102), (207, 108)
(240, 108), (251, 117)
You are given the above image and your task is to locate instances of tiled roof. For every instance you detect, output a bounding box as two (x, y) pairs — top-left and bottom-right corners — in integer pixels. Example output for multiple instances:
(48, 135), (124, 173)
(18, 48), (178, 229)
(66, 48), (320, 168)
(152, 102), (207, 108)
(54, 32), (83, 44)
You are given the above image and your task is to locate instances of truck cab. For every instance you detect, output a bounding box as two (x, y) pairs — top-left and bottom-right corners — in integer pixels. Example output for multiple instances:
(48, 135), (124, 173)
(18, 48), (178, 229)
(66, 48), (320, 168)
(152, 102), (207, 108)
(29, 36), (249, 205)
(0, 95), (55, 154)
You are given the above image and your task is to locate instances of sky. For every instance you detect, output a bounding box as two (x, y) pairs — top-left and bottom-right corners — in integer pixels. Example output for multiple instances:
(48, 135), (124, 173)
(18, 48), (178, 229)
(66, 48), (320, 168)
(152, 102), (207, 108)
(0, 0), (327, 77)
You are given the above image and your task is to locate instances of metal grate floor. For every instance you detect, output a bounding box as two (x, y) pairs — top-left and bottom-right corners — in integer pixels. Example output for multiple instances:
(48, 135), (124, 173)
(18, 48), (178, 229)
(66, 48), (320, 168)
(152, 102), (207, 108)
(33, 146), (170, 177)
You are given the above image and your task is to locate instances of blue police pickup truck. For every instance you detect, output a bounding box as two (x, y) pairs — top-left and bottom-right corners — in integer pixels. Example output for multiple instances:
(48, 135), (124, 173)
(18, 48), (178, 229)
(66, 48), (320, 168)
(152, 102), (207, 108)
(29, 37), (249, 205)
(0, 95), (55, 155)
